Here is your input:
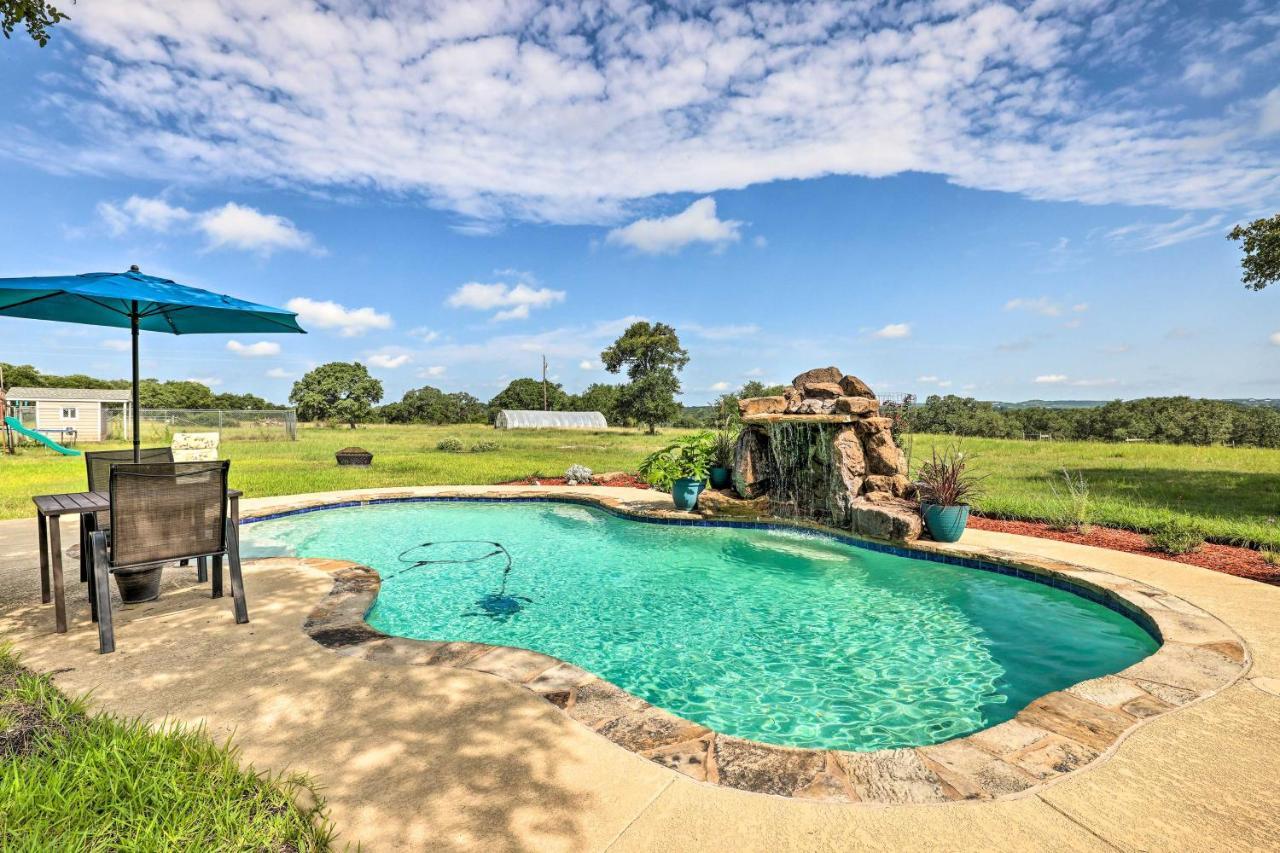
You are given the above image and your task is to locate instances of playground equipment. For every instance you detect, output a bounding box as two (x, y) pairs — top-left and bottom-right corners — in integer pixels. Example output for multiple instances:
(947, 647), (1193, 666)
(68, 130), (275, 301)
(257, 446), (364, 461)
(3, 416), (81, 456)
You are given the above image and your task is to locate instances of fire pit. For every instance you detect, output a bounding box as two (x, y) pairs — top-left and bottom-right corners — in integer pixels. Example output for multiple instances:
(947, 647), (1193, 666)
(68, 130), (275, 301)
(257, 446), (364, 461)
(336, 447), (373, 466)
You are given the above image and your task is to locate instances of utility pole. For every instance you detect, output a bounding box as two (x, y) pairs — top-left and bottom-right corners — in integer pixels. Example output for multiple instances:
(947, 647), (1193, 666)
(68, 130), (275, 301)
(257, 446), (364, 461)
(542, 355), (549, 410)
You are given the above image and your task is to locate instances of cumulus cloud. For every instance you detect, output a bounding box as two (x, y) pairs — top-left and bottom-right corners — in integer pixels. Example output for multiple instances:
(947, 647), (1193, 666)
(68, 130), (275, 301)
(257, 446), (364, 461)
(446, 281), (566, 321)
(97, 195), (317, 254)
(286, 297), (391, 337)
(578, 360), (596, 370)
(186, 376), (223, 387)
(266, 367), (294, 379)
(225, 340), (281, 357)
(606, 198), (742, 254)
(368, 352), (411, 369)
(709, 381), (732, 392)
(27, 2), (1279, 226)
(873, 323), (911, 339)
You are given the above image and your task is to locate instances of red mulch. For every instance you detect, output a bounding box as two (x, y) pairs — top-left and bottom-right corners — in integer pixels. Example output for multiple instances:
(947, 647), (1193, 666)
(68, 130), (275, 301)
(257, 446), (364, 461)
(968, 515), (1280, 586)
(498, 473), (651, 489)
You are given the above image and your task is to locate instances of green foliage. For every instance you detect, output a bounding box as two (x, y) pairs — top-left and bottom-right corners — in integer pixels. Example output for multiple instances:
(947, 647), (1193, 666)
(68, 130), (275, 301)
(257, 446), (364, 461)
(1047, 468), (1092, 532)
(1, 0), (70, 46)
(709, 380), (789, 427)
(470, 440), (499, 453)
(907, 394), (1280, 448)
(208, 391), (277, 410)
(1264, 551), (1280, 567)
(711, 428), (737, 468)
(138, 379), (216, 409)
(487, 377), (569, 416)
(916, 446), (982, 506)
(1145, 520), (1205, 555)
(0, 647), (331, 849)
(289, 362), (383, 428)
(569, 382), (626, 425)
(1227, 213), (1280, 291)
(639, 431), (714, 491)
(1, 362), (129, 392)
(436, 437), (464, 452)
(601, 321), (689, 434)
(382, 385), (487, 425)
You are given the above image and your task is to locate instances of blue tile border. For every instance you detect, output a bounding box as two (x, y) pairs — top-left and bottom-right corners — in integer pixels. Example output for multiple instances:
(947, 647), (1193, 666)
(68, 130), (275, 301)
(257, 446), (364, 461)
(242, 494), (1159, 641)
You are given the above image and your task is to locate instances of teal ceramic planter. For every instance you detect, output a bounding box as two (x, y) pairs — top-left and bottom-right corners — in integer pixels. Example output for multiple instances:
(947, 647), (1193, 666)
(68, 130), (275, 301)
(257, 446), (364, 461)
(922, 504), (970, 543)
(672, 478), (706, 511)
(709, 466), (732, 489)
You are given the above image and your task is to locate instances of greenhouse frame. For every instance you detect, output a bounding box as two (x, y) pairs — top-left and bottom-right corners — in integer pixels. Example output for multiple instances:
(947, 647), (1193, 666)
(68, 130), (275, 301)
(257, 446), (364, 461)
(494, 410), (608, 430)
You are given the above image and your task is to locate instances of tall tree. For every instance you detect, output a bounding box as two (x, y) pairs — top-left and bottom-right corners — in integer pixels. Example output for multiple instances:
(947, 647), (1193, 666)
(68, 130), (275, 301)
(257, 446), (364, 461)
(488, 377), (569, 417)
(1228, 213), (1280, 291)
(289, 362), (383, 428)
(601, 321), (689, 433)
(2, 0), (71, 46)
(571, 382), (625, 425)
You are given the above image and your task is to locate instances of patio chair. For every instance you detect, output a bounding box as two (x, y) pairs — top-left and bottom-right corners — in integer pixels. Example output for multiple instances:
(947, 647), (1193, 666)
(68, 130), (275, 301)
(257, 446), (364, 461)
(88, 461), (248, 654)
(83, 447), (205, 582)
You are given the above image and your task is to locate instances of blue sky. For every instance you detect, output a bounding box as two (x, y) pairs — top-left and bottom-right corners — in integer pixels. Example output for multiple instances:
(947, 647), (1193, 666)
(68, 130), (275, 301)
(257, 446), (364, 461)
(1, 0), (1278, 405)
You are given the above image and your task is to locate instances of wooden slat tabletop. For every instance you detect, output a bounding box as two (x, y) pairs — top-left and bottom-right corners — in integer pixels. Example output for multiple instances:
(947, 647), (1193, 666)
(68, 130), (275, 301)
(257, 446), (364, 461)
(34, 489), (241, 517)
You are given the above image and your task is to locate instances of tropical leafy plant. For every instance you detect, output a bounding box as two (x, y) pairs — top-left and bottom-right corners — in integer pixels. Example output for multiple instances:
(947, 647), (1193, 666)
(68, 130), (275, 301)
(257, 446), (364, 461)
(915, 445), (982, 507)
(638, 431), (715, 492)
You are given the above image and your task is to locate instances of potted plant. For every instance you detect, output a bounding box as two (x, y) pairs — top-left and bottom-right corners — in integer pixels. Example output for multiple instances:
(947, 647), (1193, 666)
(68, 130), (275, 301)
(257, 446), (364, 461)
(916, 446), (983, 543)
(639, 432), (714, 511)
(114, 565), (164, 603)
(709, 429), (737, 489)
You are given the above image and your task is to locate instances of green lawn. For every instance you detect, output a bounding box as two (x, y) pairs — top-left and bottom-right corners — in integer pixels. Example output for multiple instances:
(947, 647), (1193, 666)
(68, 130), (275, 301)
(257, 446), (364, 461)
(3, 424), (1277, 549)
(0, 647), (331, 850)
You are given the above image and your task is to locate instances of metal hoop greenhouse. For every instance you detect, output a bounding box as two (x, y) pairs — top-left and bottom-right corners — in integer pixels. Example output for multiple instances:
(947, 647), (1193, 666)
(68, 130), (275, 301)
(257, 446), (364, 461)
(493, 410), (607, 430)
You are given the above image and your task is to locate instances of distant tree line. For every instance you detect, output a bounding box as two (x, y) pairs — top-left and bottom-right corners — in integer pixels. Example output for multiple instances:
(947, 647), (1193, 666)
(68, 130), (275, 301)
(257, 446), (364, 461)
(1, 362), (278, 410)
(906, 395), (1280, 447)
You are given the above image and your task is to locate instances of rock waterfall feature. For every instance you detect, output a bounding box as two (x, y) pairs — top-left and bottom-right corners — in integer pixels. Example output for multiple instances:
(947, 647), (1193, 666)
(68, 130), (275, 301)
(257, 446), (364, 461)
(734, 366), (922, 541)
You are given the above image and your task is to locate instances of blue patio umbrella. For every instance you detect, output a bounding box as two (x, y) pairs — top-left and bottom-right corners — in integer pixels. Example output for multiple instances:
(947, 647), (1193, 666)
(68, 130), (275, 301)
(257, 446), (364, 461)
(0, 265), (305, 461)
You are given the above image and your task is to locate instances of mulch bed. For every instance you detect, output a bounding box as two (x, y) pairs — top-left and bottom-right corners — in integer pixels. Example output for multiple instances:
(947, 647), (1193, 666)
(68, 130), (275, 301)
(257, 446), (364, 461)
(968, 515), (1280, 586)
(498, 473), (651, 489)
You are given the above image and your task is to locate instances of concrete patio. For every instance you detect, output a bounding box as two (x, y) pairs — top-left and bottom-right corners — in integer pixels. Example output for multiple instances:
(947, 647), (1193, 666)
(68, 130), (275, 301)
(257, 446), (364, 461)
(1, 486), (1278, 852)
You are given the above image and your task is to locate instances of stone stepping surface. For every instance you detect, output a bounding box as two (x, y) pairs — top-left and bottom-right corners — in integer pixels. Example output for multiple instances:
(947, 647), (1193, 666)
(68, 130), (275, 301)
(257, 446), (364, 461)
(251, 491), (1250, 804)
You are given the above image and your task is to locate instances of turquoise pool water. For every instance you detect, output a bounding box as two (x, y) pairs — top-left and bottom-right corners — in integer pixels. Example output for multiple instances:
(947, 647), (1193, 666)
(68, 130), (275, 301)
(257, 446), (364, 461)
(241, 500), (1157, 751)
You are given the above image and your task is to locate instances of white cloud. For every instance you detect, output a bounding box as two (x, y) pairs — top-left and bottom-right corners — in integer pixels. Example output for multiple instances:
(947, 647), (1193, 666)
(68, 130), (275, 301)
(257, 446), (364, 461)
(917, 376), (952, 387)
(102, 339), (131, 352)
(266, 367), (294, 379)
(1034, 374), (1117, 387)
(872, 323), (911, 339)
(1182, 60), (1243, 97)
(578, 360), (597, 370)
(446, 281), (566, 322)
(709, 381), (732, 392)
(1005, 297), (1062, 317)
(744, 367), (764, 377)
(23, 3), (1280, 224)
(419, 365), (447, 378)
(407, 327), (439, 342)
(606, 198), (742, 254)
(97, 195), (317, 254)
(197, 203), (317, 255)
(1106, 213), (1226, 251)
(1034, 374), (1068, 384)
(1270, 332), (1280, 347)
(186, 376), (223, 388)
(225, 339), (281, 357)
(286, 297), (391, 337)
(368, 353), (411, 369)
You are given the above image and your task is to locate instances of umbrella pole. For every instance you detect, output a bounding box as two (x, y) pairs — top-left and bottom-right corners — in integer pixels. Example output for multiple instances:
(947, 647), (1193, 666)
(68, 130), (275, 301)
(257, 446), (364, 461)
(131, 302), (141, 463)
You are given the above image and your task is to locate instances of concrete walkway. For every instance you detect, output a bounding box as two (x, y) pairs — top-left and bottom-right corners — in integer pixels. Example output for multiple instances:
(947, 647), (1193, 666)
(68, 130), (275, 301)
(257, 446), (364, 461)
(1, 487), (1277, 851)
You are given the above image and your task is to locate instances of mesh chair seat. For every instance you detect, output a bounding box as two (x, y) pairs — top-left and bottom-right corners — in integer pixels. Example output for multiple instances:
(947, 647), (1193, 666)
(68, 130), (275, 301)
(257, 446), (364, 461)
(84, 447), (175, 531)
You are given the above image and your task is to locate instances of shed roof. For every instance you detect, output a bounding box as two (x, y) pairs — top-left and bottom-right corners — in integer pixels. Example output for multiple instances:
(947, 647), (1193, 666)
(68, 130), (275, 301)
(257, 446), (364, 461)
(6, 386), (131, 402)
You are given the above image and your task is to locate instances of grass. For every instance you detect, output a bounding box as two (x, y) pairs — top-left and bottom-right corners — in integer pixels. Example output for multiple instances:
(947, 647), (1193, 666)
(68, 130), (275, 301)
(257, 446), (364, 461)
(3, 423), (1279, 549)
(0, 646), (331, 851)
(911, 434), (1280, 549)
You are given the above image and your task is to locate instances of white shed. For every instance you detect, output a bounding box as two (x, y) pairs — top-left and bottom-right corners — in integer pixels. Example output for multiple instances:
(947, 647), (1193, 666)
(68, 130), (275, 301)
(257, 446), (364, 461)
(5, 387), (131, 442)
(494, 410), (607, 430)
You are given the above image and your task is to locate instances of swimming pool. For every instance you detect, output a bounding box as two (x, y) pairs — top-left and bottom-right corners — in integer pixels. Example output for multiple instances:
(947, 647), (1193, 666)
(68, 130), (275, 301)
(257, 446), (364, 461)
(242, 500), (1158, 751)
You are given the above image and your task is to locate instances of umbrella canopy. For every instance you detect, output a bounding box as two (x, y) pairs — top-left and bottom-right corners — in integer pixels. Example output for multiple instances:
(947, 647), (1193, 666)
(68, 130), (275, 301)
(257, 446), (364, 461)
(0, 266), (305, 460)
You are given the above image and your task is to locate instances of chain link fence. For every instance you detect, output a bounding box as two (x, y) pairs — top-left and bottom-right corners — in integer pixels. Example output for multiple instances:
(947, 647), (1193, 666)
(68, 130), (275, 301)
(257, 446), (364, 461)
(108, 408), (297, 442)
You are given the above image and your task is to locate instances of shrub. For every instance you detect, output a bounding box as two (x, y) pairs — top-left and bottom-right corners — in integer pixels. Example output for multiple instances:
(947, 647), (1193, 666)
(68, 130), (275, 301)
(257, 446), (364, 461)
(711, 429), (737, 469)
(639, 432), (715, 492)
(1047, 468), (1091, 532)
(1146, 521), (1205, 555)
(470, 440), (499, 453)
(1264, 550), (1280, 566)
(565, 464), (593, 485)
(436, 437), (464, 452)
(915, 446), (982, 506)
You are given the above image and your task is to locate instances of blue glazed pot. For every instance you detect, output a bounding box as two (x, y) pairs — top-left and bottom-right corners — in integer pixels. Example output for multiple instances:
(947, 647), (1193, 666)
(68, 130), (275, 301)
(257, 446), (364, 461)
(709, 466), (732, 489)
(922, 504), (970, 543)
(672, 477), (706, 511)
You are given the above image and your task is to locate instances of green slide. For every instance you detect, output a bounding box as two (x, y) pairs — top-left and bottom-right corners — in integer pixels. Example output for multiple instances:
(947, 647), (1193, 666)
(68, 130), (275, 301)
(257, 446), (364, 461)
(4, 416), (82, 456)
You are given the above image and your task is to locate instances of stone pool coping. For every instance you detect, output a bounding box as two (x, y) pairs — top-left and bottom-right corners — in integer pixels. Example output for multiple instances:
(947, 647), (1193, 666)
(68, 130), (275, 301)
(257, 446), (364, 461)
(240, 486), (1251, 805)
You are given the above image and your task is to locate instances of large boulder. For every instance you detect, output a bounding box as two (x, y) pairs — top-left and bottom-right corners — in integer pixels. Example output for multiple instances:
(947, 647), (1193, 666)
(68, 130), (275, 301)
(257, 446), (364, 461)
(862, 473), (913, 498)
(732, 427), (771, 499)
(853, 416), (894, 436)
(793, 397), (837, 415)
(850, 497), (923, 541)
(738, 396), (787, 418)
(827, 427), (866, 524)
(864, 429), (907, 475)
(800, 381), (843, 399)
(839, 374), (876, 398)
(834, 396), (878, 415)
(792, 366), (843, 388)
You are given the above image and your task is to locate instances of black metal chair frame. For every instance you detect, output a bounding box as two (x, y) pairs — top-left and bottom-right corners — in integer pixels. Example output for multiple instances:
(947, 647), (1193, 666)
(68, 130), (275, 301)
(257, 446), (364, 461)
(82, 447), (206, 584)
(87, 461), (248, 654)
